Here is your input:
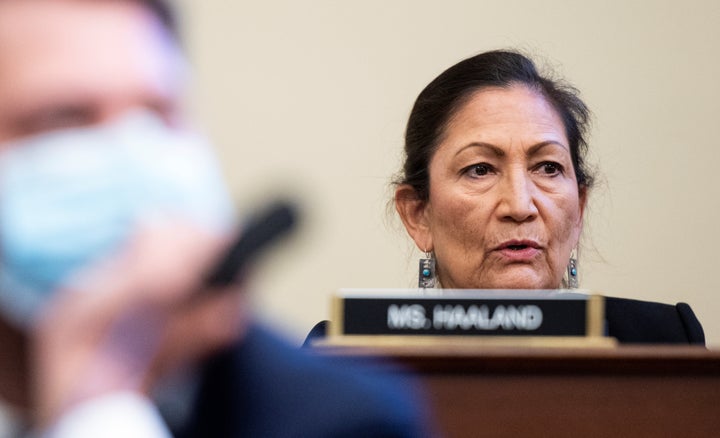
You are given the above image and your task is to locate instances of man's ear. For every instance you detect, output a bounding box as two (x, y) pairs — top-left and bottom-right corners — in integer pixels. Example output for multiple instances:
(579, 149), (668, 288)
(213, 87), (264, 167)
(394, 184), (433, 252)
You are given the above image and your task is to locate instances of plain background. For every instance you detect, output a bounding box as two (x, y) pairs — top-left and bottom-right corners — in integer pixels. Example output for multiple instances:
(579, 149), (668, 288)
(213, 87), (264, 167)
(177, 0), (720, 347)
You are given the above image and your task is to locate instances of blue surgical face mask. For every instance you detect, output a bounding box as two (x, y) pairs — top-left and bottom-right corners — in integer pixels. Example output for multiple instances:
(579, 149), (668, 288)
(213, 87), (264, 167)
(0, 112), (236, 328)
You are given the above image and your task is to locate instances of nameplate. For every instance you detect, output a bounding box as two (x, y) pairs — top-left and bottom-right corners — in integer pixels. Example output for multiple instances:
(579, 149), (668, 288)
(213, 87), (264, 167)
(328, 289), (605, 341)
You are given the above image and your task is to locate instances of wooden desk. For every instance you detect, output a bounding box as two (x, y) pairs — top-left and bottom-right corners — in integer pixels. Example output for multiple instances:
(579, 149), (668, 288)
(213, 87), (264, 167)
(314, 345), (720, 437)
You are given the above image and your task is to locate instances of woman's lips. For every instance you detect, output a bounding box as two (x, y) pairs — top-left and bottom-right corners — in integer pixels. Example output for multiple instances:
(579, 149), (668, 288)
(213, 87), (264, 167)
(494, 240), (541, 262)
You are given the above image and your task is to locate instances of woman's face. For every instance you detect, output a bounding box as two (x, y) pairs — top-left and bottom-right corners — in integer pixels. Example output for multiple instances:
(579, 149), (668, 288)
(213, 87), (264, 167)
(399, 84), (586, 289)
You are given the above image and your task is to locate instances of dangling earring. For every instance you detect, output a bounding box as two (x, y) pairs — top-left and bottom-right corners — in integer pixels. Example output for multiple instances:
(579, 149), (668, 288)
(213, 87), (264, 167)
(418, 249), (436, 288)
(566, 249), (579, 289)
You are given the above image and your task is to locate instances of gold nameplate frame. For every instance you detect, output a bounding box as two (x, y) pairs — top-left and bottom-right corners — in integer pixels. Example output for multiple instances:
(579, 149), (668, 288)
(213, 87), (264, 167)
(319, 289), (616, 348)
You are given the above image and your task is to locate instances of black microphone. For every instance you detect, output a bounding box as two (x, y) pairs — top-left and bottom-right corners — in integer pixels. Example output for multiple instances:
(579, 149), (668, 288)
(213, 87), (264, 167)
(204, 200), (298, 289)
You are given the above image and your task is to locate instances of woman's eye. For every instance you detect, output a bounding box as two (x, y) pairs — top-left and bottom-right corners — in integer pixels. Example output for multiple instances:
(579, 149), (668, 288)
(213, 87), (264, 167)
(465, 163), (494, 177)
(536, 162), (563, 176)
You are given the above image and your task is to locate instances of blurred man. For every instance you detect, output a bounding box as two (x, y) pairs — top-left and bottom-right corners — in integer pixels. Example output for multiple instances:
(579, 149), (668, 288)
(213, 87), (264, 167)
(0, 1), (252, 435)
(0, 1), (429, 437)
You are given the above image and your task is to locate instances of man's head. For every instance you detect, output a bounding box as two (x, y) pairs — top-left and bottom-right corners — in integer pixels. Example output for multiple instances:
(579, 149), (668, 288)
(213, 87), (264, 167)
(0, 0), (186, 409)
(0, 0), (184, 144)
(0, 0), (237, 330)
(0, 1), (244, 419)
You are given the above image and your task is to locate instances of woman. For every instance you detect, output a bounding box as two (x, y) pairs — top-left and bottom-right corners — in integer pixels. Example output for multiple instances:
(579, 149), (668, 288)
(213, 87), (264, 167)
(392, 50), (704, 344)
(304, 50), (704, 345)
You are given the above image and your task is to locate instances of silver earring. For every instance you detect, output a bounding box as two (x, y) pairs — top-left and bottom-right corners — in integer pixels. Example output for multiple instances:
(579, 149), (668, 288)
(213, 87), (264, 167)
(418, 250), (436, 288)
(566, 249), (579, 289)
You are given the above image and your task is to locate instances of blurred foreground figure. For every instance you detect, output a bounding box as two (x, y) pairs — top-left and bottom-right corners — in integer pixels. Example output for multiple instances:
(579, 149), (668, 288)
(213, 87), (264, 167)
(0, 1), (430, 436)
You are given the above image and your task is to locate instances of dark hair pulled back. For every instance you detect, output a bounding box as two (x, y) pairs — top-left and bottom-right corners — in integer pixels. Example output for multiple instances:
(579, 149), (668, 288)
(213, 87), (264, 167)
(397, 50), (593, 201)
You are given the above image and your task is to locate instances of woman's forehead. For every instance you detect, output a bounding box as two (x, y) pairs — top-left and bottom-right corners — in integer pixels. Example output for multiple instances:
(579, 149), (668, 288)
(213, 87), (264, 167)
(439, 85), (568, 153)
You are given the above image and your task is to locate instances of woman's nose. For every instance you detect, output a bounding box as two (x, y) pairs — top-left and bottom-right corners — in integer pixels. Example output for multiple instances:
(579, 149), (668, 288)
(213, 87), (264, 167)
(496, 170), (538, 222)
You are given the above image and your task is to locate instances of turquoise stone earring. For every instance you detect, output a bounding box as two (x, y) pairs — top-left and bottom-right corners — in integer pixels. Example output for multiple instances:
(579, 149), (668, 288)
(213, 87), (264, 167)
(418, 250), (436, 288)
(567, 250), (579, 289)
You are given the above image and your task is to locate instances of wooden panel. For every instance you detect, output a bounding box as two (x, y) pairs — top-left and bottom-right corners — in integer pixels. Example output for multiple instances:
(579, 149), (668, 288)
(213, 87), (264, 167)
(422, 375), (719, 437)
(313, 345), (720, 437)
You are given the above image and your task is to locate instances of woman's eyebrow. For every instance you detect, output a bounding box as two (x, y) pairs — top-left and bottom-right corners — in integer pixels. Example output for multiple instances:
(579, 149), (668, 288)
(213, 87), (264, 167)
(526, 140), (569, 157)
(453, 142), (505, 158)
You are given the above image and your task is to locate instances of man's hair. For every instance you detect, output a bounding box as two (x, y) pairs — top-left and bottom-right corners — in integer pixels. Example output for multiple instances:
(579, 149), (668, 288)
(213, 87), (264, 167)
(137, 0), (178, 37)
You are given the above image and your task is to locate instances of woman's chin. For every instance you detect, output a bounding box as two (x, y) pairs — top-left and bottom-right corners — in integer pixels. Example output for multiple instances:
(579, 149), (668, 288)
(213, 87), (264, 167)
(469, 269), (558, 290)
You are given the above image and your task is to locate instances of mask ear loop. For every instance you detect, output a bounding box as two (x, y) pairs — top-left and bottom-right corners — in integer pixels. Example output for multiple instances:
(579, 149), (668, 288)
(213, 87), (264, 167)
(418, 248), (436, 289)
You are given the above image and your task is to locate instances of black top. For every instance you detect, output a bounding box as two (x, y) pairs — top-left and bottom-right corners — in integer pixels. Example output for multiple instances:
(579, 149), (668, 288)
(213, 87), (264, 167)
(604, 297), (704, 344)
(304, 296), (706, 346)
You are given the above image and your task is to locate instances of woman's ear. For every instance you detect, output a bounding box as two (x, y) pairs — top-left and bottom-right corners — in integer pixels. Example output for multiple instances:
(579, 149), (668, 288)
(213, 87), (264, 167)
(394, 184), (433, 251)
(571, 185), (588, 248)
(578, 186), (588, 226)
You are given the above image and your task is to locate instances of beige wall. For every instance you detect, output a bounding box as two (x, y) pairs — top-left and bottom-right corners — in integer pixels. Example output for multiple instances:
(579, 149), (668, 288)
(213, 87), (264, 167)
(178, 1), (720, 347)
